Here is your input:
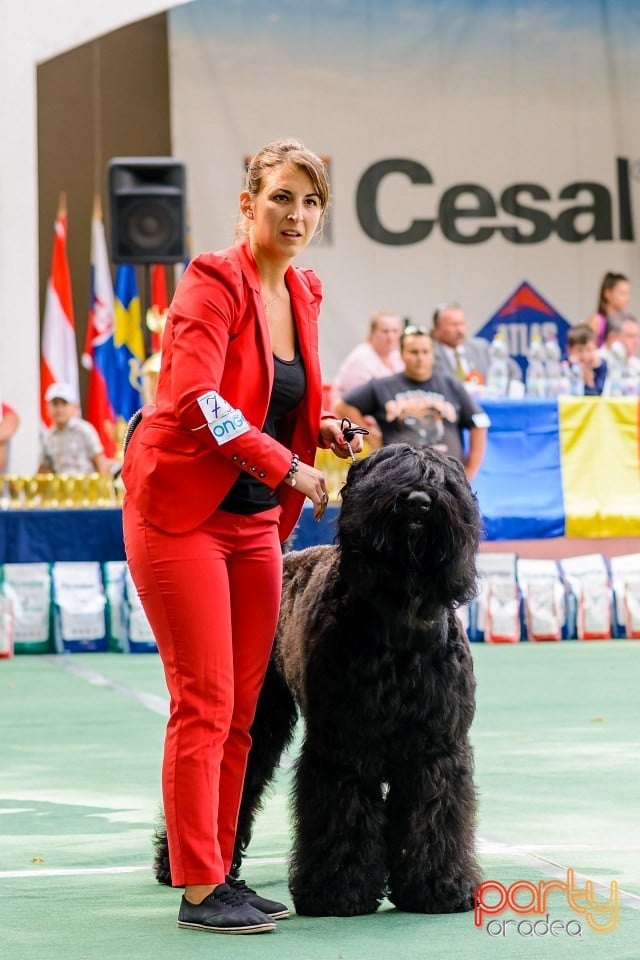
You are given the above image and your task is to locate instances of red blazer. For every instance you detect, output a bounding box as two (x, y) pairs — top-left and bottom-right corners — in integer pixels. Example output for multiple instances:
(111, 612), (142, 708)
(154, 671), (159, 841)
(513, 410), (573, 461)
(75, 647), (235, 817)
(122, 239), (326, 540)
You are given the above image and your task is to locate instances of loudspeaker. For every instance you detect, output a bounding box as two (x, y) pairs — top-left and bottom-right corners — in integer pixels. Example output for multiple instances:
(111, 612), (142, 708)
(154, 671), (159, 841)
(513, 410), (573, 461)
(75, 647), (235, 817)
(108, 157), (187, 264)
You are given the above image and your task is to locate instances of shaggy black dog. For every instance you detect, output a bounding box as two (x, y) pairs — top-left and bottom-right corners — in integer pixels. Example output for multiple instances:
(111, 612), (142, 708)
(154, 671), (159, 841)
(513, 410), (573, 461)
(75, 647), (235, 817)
(154, 442), (482, 916)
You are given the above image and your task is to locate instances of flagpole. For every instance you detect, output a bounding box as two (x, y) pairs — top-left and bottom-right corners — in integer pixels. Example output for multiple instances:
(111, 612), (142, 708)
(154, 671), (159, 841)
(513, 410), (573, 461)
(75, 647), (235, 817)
(142, 264), (152, 357)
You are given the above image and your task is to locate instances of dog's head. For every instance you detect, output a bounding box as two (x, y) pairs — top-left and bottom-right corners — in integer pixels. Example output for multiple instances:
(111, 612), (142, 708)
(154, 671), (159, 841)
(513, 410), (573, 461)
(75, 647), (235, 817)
(337, 443), (481, 609)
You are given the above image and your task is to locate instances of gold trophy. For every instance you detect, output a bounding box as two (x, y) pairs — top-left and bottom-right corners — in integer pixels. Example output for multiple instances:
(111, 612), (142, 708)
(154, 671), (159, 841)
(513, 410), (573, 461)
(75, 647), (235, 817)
(4, 475), (26, 508)
(25, 476), (41, 507)
(58, 474), (76, 507)
(37, 473), (58, 506)
(143, 304), (168, 404)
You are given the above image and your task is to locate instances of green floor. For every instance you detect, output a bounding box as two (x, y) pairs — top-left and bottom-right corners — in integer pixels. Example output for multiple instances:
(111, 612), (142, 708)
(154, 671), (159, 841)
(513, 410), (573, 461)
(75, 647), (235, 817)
(1, 641), (639, 960)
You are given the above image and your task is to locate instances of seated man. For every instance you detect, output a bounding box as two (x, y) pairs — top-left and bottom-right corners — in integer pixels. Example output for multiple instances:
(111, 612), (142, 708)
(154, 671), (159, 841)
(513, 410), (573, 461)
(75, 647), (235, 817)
(618, 313), (640, 365)
(600, 313), (640, 375)
(431, 302), (522, 387)
(39, 383), (110, 475)
(0, 401), (20, 473)
(335, 326), (490, 482)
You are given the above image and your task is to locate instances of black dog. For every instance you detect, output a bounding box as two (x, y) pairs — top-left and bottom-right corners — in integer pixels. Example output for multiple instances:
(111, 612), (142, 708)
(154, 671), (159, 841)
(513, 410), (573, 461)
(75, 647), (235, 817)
(154, 443), (482, 916)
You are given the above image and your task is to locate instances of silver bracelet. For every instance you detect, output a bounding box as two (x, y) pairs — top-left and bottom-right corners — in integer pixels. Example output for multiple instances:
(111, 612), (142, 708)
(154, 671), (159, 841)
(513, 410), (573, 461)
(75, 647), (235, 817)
(286, 454), (300, 486)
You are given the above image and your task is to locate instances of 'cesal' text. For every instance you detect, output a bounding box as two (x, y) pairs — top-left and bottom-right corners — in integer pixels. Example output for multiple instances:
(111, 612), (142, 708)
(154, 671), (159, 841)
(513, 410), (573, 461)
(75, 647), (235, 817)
(356, 157), (634, 245)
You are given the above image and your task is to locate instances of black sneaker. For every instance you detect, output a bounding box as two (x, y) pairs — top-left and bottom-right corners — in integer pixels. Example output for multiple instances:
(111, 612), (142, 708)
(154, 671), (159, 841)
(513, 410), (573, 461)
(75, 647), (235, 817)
(177, 882), (276, 934)
(225, 875), (291, 920)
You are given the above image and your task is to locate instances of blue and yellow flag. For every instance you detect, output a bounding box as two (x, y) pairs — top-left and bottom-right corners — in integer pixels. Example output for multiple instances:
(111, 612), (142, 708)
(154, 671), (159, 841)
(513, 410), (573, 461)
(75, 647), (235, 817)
(113, 265), (144, 421)
(474, 397), (640, 540)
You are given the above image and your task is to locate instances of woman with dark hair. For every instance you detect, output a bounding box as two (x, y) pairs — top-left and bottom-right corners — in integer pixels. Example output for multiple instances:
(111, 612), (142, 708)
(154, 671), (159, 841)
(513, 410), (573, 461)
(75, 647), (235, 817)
(588, 271), (631, 347)
(122, 138), (360, 934)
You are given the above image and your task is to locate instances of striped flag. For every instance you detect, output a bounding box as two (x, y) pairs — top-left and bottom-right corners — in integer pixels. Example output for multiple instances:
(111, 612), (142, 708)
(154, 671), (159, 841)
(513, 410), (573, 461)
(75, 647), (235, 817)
(40, 195), (79, 427)
(82, 197), (118, 458)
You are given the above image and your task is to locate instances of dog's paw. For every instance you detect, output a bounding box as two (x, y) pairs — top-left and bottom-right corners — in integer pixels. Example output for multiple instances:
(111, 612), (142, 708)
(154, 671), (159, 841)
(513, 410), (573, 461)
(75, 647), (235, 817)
(292, 891), (382, 917)
(388, 876), (478, 914)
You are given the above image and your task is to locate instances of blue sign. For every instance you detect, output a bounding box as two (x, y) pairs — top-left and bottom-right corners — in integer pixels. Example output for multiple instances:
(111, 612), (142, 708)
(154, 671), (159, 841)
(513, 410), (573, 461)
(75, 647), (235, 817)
(477, 282), (572, 378)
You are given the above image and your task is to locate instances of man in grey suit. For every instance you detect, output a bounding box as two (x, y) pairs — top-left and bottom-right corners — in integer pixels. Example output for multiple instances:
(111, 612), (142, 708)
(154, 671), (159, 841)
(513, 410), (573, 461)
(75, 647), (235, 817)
(431, 302), (522, 387)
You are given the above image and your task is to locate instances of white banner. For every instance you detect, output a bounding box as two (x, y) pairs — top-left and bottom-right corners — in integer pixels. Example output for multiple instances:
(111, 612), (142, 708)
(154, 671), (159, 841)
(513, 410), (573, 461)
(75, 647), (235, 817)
(169, 0), (640, 379)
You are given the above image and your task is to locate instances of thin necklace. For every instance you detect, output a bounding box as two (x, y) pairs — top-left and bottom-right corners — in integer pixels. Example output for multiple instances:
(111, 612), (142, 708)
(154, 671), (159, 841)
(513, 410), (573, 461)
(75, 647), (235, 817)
(264, 292), (281, 313)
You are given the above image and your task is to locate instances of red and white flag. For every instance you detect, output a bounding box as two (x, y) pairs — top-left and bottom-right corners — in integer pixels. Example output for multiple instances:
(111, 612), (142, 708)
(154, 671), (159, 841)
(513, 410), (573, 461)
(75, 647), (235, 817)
(148, 264), (169, 353)
(40, 194), (79, 427)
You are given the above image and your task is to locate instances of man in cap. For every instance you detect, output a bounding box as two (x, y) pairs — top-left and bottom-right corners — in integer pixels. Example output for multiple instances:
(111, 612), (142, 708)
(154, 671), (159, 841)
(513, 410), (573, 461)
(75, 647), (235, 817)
(39, 383), (109, 476)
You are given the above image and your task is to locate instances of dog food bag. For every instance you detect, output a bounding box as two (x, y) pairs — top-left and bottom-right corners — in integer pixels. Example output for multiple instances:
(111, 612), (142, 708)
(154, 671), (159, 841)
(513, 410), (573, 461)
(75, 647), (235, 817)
(123, 565), (157, 653)
(52, 562), (108, 653)
(0, 582), (15, 658)
(103, 561), (127, 652)
(2, 563), (52, 654)
(517, 558), (565, 641)
(609, 553), (640, 638)
(559, 554), (612, 640)
(476, 552), (520, 642)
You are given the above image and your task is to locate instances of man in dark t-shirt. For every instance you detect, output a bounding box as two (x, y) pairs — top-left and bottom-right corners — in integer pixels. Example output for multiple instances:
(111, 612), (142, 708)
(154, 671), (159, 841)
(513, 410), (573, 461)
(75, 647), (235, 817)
(335, 327), (490, 481)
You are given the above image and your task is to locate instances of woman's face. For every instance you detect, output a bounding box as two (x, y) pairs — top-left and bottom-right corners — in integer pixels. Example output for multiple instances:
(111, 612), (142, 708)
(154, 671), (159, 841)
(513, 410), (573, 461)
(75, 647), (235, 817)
(370, 315), (402, 357)
(242, 163), (323, 261)
(605, 280), (631, 313)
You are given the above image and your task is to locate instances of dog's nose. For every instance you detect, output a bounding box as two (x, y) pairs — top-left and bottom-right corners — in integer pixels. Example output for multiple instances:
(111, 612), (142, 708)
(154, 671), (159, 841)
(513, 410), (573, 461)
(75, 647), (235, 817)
(406, 490), (432, 515)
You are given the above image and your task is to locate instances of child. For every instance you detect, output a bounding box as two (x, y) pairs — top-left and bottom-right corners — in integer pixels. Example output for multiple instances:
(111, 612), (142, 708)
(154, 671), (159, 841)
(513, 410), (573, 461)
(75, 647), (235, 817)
(567, 324), (608, 396)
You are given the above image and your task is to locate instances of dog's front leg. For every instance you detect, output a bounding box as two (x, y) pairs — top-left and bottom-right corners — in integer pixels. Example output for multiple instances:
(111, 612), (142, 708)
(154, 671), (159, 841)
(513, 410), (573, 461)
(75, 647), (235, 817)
(385, 741), (481, 914)
(289, 740), (387, 916)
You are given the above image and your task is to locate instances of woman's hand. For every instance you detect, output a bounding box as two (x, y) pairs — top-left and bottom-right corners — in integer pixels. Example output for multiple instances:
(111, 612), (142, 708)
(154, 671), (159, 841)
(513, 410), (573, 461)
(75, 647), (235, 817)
(284, 460), (329, 520)
(319, 418), (366, 460)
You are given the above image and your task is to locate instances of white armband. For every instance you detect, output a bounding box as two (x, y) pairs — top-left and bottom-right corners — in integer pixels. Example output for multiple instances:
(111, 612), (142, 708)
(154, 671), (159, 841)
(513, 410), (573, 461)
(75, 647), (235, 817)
(197, 390), (250, 445)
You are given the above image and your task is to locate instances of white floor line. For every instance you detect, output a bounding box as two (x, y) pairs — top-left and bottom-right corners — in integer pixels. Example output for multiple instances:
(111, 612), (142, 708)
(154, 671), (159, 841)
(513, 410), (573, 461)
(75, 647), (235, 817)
(0, 865), (150, 879)
(2, 845), (638, 912)
(39, 658), (640, 911)
(45, 655), (169, 716)
(477, 834), (640, 911)
(0, 857), (288, 880)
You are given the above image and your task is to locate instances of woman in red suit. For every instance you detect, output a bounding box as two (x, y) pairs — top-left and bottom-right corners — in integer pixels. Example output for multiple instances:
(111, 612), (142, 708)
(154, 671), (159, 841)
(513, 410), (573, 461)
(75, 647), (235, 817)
(122, 138), (359, 935)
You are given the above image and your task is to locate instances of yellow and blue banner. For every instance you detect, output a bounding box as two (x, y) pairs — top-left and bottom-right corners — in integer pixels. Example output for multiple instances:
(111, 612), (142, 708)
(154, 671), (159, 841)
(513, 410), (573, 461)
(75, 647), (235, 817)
(474, 398), (640, 540)
(559, 397), (640, 538)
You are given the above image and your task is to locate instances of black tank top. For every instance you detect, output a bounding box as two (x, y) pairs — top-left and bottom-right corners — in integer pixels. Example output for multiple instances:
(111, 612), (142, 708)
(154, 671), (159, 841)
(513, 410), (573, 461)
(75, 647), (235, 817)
(218, 352), (306, 514)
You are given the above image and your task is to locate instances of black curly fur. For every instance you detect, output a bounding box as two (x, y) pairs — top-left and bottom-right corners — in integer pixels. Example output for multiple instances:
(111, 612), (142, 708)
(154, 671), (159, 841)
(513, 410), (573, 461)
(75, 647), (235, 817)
(154, 443), (482, 916)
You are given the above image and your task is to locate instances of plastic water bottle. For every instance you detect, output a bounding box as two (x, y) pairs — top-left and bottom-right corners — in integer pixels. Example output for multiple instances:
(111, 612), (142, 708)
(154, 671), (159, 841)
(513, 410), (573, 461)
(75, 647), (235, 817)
(526, 336), (547, 398)
(557, 360), (572, 396)
(607, 341), (626, 397)
(569, 362), (584, 396)
(622, 362), (639, 396)
(543, 337), (562, 396)
(486, 333), (510, 398)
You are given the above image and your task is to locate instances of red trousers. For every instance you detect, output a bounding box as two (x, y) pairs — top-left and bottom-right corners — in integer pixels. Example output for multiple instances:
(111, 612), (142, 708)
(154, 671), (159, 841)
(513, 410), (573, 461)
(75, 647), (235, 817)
(123, 498), (283, 886)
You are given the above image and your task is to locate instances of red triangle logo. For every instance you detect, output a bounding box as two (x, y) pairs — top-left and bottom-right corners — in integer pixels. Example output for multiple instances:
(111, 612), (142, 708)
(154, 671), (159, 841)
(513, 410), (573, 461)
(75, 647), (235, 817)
(497, 283), (554, 318)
